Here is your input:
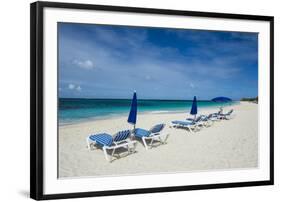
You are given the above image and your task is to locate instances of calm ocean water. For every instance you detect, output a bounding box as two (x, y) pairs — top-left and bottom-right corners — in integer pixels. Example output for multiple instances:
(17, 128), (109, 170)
(59, 98), (235, 125)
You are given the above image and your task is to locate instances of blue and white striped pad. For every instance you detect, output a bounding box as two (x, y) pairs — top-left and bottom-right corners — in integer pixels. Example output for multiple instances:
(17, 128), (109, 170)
(89, 133), (113, 147)
(134, 128), (151, 138)
(150, 123), (165, 133)
(113, 130), (131, 142)
(171, 120), (194, 126)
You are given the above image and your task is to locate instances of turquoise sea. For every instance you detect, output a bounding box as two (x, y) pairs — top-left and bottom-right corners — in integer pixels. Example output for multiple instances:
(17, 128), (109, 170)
(59, 98), (236, 125)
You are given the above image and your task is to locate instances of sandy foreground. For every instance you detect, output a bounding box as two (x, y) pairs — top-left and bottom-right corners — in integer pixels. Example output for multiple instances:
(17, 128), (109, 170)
(59, 102), (258, 178)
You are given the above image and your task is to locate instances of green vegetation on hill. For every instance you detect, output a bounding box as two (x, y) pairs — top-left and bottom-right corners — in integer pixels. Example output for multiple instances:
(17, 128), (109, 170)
(240, 96), (258, 103)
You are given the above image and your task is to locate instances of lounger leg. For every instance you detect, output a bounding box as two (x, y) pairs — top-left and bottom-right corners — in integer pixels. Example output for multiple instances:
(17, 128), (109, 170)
(149, 138), (154, 149)
(155, 134), (169, 147)
(111, 148), (116, 157)
(132, 141), (137, 152)
(142, 137), (149, 150)
(127, 141), (137, 153)
(162, 133), (169, 144)
(126, 143), (131, 153)
(157, 136), (162, 143)
(86, 138), (98, 150)
(187, 126), (193, 133)
(126, 144), (130, 154)
(86, 137), (91, 150)
(86, 137), (96, 150)
(194, 125), (200, 132)
(103, 147), (111, 162)
(126, 143), (133, 154)
(126, 141), (135, 153)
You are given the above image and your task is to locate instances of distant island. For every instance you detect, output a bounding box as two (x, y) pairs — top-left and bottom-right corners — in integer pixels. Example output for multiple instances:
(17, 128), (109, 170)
(240, 96), (258, 104)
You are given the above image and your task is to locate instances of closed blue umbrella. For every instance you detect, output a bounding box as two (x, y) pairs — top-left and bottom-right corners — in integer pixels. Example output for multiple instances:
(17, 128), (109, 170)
(190, 96), (197, 118)
(127, 91), (137, 129)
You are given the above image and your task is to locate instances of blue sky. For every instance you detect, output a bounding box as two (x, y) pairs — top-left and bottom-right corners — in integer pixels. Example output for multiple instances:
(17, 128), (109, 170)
(58, 23), (258, 100)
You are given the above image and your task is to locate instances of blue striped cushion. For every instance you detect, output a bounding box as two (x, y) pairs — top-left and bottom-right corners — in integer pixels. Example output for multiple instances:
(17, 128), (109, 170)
(134, 128), (151, 138)
(172, 120), (193, 126)
(113, 130), (130, 142)
(89, 133), (113, 147)
(150, 124), (165, 133)
(227, 109), (233, 115)
(194, 116), (202, 122)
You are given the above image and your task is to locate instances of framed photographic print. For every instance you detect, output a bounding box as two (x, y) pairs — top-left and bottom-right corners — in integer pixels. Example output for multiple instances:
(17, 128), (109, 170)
(30, 1), (274, 200)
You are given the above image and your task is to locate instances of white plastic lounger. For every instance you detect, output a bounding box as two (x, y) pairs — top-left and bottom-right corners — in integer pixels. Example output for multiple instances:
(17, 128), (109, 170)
(171, 115), (204, 132)
(209, 114), (220, 121)
(219, 109), (234, 120)
(171, 120), (198, 132)
(208, 109), (223, 121)
(133, 124), (169, 150)
(200, 114), (214, 127)
(186, 114), (214, 127)
(87, 130), (137, 162)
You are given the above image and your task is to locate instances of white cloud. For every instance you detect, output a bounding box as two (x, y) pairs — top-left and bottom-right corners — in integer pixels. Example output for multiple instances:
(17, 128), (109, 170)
(68, 83), (75, 89)
(76, 86), (82, 91)
(145, 75), (151, 80)
(73, 59), (94, 69)
(68, 83), (82, 92)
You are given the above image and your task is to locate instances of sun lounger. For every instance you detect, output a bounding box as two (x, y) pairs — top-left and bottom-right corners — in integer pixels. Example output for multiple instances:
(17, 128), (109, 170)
(199, 114), (214, 127)
(171, 115), (204, 132)
(133, 124), (169, 150)
(207, 109), (224, 121)
(87, 130), (137, 162)
(219, 109), (234, 120)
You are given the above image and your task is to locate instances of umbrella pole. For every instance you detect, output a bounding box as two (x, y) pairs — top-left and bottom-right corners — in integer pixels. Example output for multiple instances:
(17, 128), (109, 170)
(130, 124), (136, 140)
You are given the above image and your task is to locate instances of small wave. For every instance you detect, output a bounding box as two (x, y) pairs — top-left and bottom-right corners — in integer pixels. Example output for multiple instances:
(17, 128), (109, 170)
(148, 110), (174, 114)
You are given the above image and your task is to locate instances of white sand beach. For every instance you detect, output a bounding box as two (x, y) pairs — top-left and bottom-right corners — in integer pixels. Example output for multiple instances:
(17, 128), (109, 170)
(59, 102), (258, 178)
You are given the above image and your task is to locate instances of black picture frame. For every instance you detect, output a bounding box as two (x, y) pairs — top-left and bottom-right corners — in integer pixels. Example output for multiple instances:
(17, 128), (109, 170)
(30, 1), (274, 200)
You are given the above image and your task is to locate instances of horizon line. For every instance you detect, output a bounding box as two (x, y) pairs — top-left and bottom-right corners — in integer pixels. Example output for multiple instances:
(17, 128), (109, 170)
(59, 97), (242, 101)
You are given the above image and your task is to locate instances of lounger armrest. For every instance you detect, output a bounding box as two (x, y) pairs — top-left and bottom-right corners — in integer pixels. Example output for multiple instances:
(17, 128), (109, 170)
(150, 132), (160, 137)
(114, 139), (130, 145)
(104, 140), (137, 150)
